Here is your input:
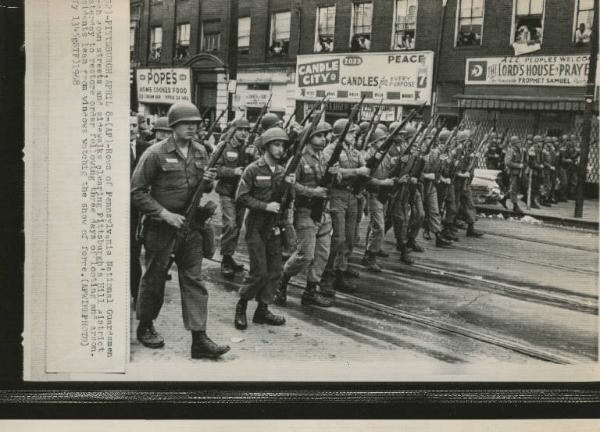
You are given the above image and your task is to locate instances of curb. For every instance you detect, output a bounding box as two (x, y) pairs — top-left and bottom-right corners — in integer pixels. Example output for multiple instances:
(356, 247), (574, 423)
(475, 205), (599, 231)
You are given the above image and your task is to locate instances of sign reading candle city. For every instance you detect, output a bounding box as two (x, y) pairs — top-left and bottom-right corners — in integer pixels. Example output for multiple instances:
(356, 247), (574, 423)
(296, 52), (434, 105)
(136, 67), (192, 104)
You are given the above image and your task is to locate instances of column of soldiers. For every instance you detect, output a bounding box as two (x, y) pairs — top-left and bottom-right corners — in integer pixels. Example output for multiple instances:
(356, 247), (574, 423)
(485, 132), (581, 212)
(131, 101), (495, 361)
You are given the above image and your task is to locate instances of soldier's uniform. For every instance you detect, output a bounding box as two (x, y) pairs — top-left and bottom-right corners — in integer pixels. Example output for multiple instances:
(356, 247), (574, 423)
(485, 135), (502, 169)
(503, 136), (524, 213)
(542, 139), (557, 205)
(566, 136), (580, 199)
(454, 134), (484, 236)
(527, 136), (544, 208)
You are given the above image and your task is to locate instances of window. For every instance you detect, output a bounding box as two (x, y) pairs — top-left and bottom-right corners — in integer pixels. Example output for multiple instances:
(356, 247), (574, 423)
(575, 0), (594, 46)
(175, 23), (190, 60)
(270, 11), (291, 56)
(456, 0), (484, 46)
(315, 5), (336, 53)
(150, 26), (162, 61)
(130, 24), (136, 62)
(512, 0), (545, 46)
(392, 0), (417, 50)
(201, 20), (221, 52)
(350, 2), (372, 51)
(238, 16), (251, 55)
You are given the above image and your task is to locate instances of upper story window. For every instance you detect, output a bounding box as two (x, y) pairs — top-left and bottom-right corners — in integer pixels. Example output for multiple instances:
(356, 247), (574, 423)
(315, 5), (336, 53)
(175, 23), (190, 60)
(392, 0), (417, 50)
(350, 2), (372, 51)
(130, 25), (136, 62)
(456, 0), (484, 46)
(512, 0), (545, 47)
(201, 20), (221, 52)
(150, 26), (162, 61)
(270, 11), (291, 56)
(238, 16), (251, 55)
(575, 0), (594, 46)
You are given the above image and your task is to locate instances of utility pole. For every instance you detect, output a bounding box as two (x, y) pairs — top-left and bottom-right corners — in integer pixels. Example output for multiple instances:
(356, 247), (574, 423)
(574, 0), (598, 218)
(227, 0), (239, 122)
(431, 0), (448, 119)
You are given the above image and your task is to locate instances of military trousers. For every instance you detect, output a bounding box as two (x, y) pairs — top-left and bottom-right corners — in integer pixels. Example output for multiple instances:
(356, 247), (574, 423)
(422, 180), (443, 234)
(436, 181), (457, 226)
(408, 187), (425, 241)
(557, 167), (568, 200)
(326, 188), (358, 272)
(130, 210), (142, 303)
(355, 191), (367, 242)
(136, 221), (209, 331)
(219, 194), (246, 257)
(366, 192), (385, 253)
(284, 207), (332, 283)
(455, 179), (477, 225)
(240, 211), (283, 304)
(508, 173), (520, 203)
(390, 187), (410, 246)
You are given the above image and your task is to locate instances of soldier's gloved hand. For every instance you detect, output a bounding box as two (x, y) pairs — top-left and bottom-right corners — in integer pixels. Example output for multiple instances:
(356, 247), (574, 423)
(327, 165), (339, 175)
(356, 166), (370, 177)
(395, 174), (409, 184)
(380, 178), (395, 187)
(245, 145), (256, 155)
(203, 167), (217, 182)
(550, 166), (555, 171)
(285, 173), (296, 184)
(423, 173), (435, 180)
(265, 202), (281, 213)
(160, 209), (186, 229)
(234, 167), (244, 176)
(312, 186), (328, 198)
(410, 177), (418, 184)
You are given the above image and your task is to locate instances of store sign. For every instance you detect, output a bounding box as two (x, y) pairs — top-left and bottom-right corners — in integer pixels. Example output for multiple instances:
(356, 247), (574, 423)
(465, 55), (591, 87)
(136, 68), (191, 104)
(360, 105), (398, 122)
(296, 52), (434, 105)
(233, 90), (271, 109)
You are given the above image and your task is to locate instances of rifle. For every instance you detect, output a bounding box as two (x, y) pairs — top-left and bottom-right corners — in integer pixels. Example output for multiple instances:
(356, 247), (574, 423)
(203, 109), (226, 144)
(309, 95), (366, 223)
(300, 94), (328, 127)
(240, 94), (273, 161)
(352, 103), (426, 195)
(284, 112), (296, 129)
(285, 97), (329, 161)
(164, 140), (228, 273)
(360, 96), (384, 150)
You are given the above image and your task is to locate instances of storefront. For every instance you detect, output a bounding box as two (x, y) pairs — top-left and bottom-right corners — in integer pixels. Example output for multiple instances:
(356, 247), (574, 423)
(294, 51), (435, 124)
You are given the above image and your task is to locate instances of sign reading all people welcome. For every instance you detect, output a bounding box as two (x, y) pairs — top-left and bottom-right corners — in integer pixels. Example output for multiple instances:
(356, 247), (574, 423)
(465, 55), (591, 87)
(295, 52), (434, 105)
(136, 68), (192, 104)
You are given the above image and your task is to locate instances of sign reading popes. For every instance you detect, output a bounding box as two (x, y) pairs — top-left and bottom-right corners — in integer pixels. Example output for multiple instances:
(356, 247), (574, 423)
(296, 52), (434, 105)
(136, 68), (192, 104)
(465, 55), (591, 87)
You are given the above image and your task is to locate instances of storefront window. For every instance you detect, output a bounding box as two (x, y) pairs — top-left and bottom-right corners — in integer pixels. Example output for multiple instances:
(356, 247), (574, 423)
(238, 16), (251, 55)
(575, 0), (594, 46)
(456, 0), (484, 46)
(175, 23), (190, 60)
(512, 0), (544, 46)
(270, 11), (291, 56)
(392, 0), (417, 50)
(315, 5), (336, 53)
(201, 20), (221, 52)
(150, 26), (162, 61)
(350, 2), (372, 52)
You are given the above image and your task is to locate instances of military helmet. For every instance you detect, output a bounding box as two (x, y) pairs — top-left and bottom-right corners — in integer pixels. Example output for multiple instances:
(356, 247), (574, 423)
(533, 135), (543, 142)
(368, 128), (388, 146)
(570, 134), (577, 140)
(332, 119), (359, 136)
(389, 121), (401, 133)
(509, 135), (520, 144)
(167, 102), (202, 127)
(153, 116), (171, 132)
(456, 130), (470, 142)
(403, 125), (417, 137)
(438, 129), (451, 143)
(311, 121), (332, 137)
(259, 127), (289, 148)
(377, 123), (389, 133)
(358, 121), (370, 132)
(232, 118), (251, 129)
(544, 136), (553, 143)
(489, 132), (498, 139)
(261, 113), (283, 130)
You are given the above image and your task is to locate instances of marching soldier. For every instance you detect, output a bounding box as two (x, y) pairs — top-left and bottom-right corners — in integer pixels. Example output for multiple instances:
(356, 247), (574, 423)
(527, 135), (544, 209)
(320, 119), (371, 294)
(542, 136), (557, 206)
(275, 122), (336, 307)
(484, 132), (501, 169)
(436, 130), (459, 242)
(215, 118), (253, 278)
(148, 117), (172, 145)
(233, 128), (296, 330)
(566, 134), (580, 199)
(454, 131), (484, 236)
(503, 136), (525, 214)
(131, 101), (230, 359)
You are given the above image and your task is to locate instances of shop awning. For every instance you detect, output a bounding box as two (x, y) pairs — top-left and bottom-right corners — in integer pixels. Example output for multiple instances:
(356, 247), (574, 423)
(455, 94), (586, 111)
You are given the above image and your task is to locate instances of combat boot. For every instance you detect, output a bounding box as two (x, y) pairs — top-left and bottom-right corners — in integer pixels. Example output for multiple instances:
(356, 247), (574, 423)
(453, 220), (467, 230)
(513, 202), (524, 215)
(443, 227), (459, 242)
(136, 321), (165, 349)
(399, 244), (414, 265)
(229, 255), (244, 272)
(301, 281), (333, 307)
(531, 199), (541, 209)
(364, 251), (382, 273)
(344, 268), (360, 278)
(191, 331), (230, 359)
(221, 255), (235, 279)
(375, 250), (389, 258)
(252, 302), (286, 326)
(466, 224), (484, 238)
(334, 270), (357, 293)
(407, 239), (424, 252)
(234, 298), (248, 330)
(274, 274), (291, 307)
(499, 196), (508, 209)
(435, 233), (452, 247)
(540, 198), (551, 207)
(319, 269), (336, 298)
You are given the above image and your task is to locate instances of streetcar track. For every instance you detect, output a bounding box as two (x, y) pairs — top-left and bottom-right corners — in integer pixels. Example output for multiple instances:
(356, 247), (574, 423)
(475, 229), (598, 253)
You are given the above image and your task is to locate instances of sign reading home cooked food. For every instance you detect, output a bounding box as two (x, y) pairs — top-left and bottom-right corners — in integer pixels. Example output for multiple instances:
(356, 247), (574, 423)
(136, 68), (192, 104)
(295, 52), (434, 105)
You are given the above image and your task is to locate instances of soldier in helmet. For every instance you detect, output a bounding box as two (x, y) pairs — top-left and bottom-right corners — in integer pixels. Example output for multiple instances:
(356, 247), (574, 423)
(454, 130), (485, 236)
(320, 118), (371, 295)
(436, 129), (459, 242)
(234, 127), (296, 330)
(361, 128), (396, 272)
(274, 122), (337, 308)
(148, 117), (171, 145)
(131, 101), (230, 359)
(566, 133), (580, 199)
(527, 135), (544, 209)
(503, 135), (525, 214)
(485, 132), (502, 169)
(214, 117), (253, 279)
(541, 136), (557, 206)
